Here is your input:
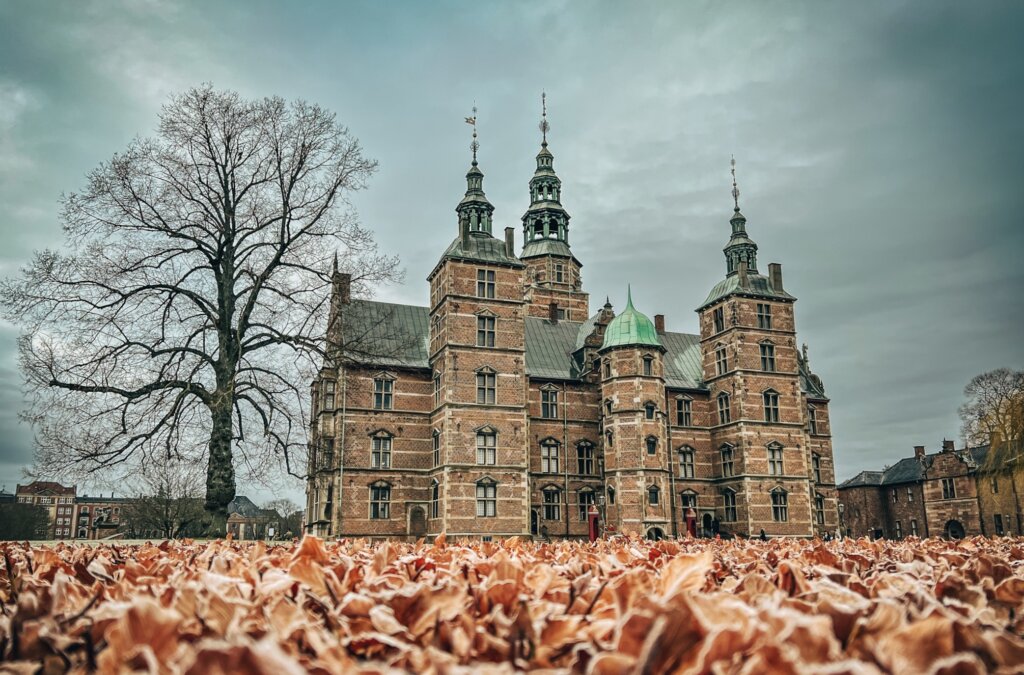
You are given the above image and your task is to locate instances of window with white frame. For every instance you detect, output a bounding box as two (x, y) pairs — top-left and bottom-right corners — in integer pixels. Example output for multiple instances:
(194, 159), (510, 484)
(477, 315), (496, 347)
(815, 493), (825, 525)
(576, 442), (595, 475)
(433, 374), (441, 406)
(911, 519), (919, 536)
(476, 481), (496, 517)
(723, 490), (737, 522)
(676, 397), (692, 426)
(768, 443), (784, 476)
(721, 445), (735, 477)
(680, 490), (697, 510)
(322, 380), (336, 411)
(771, 489), (788, 522)
(717, 393), (731, 424)
(895, 521), (903, 538)
(715, 345), (728, 375)
(477, 269), (495, 298)
(541, 440), (560, 473)
(812, 454), (822, 483)
(370, 483), (391, 519)
(541, 388), (559, 419)
(373, 377), (393, 410)
(757, 303), (772, 330)
(679, 447), (695, 478)
(763, 390), (780, 423)
(760, 342), (776, 372)
(543, 487), (561, 520)
(476, 369), (496, 404)
(477, 431), (496, 465)
(371, 434), (392, 468)
(907, 487), (914, 502)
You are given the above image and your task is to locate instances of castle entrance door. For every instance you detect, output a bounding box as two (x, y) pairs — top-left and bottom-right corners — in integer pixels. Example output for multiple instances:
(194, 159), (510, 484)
(944, 520), (965, 540)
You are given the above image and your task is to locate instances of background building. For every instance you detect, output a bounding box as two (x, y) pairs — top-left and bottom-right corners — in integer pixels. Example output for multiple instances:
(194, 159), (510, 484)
(838, 441), (1020, 538)
(16, 481), (76, 539)
(306, 121), (837, 540)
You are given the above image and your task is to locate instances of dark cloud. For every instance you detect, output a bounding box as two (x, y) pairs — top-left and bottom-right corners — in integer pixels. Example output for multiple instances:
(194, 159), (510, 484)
(0, 0), (1021, 504)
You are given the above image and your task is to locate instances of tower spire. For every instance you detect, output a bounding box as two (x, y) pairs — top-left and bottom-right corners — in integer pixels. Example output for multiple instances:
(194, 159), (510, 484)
(522, 92), (572, 255)
(540, 91), (549, 147)
(723, 156), (758, 276)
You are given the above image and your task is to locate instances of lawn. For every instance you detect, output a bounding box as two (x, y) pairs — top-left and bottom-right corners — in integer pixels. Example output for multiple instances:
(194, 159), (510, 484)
(2, 536), (1023, 673)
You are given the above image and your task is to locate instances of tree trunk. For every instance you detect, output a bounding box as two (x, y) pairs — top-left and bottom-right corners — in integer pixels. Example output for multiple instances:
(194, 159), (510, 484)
(205, 396), (236, 515)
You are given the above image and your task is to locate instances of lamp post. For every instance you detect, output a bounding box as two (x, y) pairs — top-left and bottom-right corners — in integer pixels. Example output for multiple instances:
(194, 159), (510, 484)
(837, 502), (845, 538)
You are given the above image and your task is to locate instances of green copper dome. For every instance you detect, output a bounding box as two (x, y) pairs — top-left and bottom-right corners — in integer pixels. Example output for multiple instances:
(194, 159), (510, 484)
(601, 287), (662, 350)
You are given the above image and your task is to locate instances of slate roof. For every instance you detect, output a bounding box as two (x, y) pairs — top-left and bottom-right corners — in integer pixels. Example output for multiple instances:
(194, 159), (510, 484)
(521, 238), (575, 261)
(16, 481), (75, 496)
(227, 495), (276, 519)
(838, 471), (884, 488)
(437, 232), (524, 269)
(838, 445), (993, 488)
(340, 299), (813, 394)
(698, 273), (796, 310)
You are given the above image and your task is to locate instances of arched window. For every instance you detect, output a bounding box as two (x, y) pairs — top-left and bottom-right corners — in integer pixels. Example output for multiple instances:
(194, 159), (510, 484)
(679, 446), (695, 478)
(431, 480), (440, 518)
(721, 444), (735, 477)
(645, 436), (658, 455)
(644, 402), (656, 420)
(771, 489), (789, 522)
(648, 484), (660, 506)
(717, 393), (731, 425)
(541, 439), (560, 473)
(763, 389), (780, 423)
(642, 355), (654, 376)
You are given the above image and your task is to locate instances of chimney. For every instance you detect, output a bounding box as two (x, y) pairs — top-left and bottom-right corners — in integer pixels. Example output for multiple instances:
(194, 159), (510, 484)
(768, 263), (783, 291)
(549, 302), (559, 324)
(914, 445), (925, 459)
(942, 439), (955, 452)
(504, 227), (515, 258)
(737, 260), (749, 288)
(654, 314), (665, 334)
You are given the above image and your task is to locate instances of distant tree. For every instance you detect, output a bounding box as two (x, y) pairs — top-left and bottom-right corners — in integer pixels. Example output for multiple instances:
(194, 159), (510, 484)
(264, 498), (302, 537)
(0, 503), (50, 540)
(121, 461), (207, 539)
(1, 85), (401, 518)
(960, 368), (1024, 468)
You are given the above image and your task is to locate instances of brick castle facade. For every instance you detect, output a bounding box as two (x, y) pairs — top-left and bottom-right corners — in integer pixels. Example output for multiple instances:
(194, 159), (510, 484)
(305, 120), (838, 540)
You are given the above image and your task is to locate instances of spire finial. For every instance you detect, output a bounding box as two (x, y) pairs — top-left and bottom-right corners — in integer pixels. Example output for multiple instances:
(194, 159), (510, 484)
(730, 155), (740, 212)
(465, 104), (479, 165)
(539, 91), (549, 146)
(626, 284), (634, 309)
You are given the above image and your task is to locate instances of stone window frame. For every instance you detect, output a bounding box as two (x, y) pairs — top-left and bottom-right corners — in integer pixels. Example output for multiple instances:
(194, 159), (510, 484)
(372, 372), (395, 410)
(577, 488), (596, 521)
(645, 436), (658, 456)
(812, 453), (822, 483)
(476, 478), (497, 517)
(675, 395), (693, 426)
(475, 366), (497, 405)
(540, 438), (560, 473)
(433, 373), (442, 407)
(807, 405), (818, 435)
(604, 398), (613, 415)
(894, 521), (903, 538)
(991, 476), (999, 494)
(679, 446), (696, 478)
(647, 483), (660, 506)
(644, 401), (657, 420)
(322, 379), (336, 411)
(542, 485), (561, 521)
(941, 478), (956, 500)
(554, 263), (564, 283)
(432, 430), (441, 467)
(476, 310), (497, 347)
(756, 303), (773, 330)
(605, 430), (613, 448)
(891, 488), (898, 503)
(767, 442), (784, 476)
(642, 354), (654, 377)
(715, 343), (728, 376)
(911, 519), (919, 536)
(762, 389), (780, 423)
(369, 481), (391, 520)
(317, 437), (335, 472)
(717, 392), (731, 425)
(576, 441), (595, 475)
(369, 430), (393, 469)
(430, 479), (440, 519)
(994, 513), (1005, 535)
(540, 384), (560, 419)
(722, 488), (737, 522)
(720, 443), (735, 478)
(476, 426), (497, 465)
(713, 306), (725, 334)
(607, 485), (616, 505)
(907, 486), (914, 502)
(680, 490), (698, 510)
(759, 340), (776, 372)
(770, 487), (789, 522)
(814, 492), (825, 525)
(476, 269), (496, 298)
(603, 359), (612, 379)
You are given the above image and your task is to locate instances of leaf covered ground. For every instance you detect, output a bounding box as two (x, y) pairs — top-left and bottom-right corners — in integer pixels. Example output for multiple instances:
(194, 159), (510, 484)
(2, 535), (1024, 674)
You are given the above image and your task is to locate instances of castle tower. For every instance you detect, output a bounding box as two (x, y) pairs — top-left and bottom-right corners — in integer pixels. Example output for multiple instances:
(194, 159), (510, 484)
(521, 94), (589, 322)
(598, 288), (671, 538)
(695, 159), (815, 537)
(426, 113), (530, 538)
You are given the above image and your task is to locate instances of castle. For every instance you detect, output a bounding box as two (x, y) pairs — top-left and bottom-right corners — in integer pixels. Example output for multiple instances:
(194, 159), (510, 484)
(304, 111), (837, 540)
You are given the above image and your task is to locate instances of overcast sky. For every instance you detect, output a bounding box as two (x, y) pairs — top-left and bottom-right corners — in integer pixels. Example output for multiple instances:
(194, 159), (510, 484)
(1, 0), (1021, 506)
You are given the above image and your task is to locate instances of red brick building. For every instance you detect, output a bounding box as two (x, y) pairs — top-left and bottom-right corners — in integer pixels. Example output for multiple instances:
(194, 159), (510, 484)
(838, 441), (1020, 539)
(15, 481), (76, 539)
(306, 126), (837, 540)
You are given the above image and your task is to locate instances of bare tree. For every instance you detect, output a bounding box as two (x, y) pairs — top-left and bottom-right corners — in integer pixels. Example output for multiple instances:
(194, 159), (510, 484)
(1, 85), (400, 517)
(960, 368), (1024, 466)
(121, 460), (207, 539)
(264, 497), (302, 537)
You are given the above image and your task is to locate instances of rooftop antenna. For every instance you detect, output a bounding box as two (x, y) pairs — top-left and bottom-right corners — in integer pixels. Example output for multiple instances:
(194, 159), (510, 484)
(731, 155), (740, 212)
(540, 91), (549, 146)
(465, 104), (479, 165)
